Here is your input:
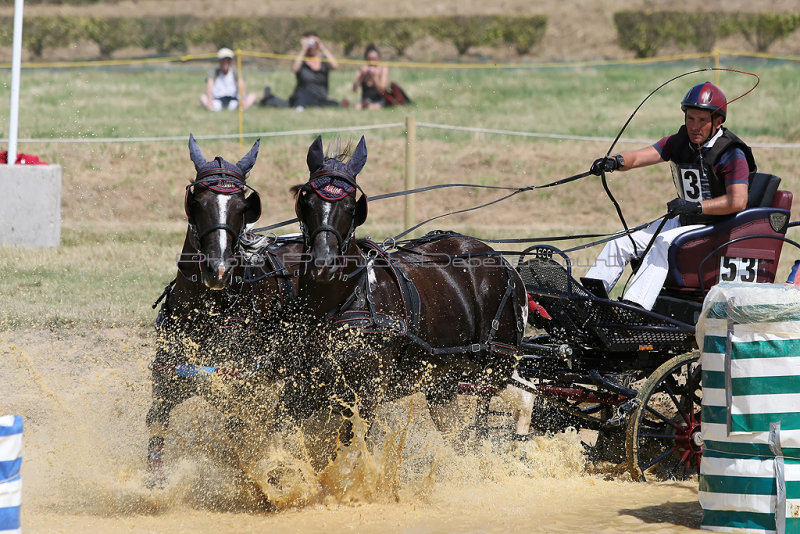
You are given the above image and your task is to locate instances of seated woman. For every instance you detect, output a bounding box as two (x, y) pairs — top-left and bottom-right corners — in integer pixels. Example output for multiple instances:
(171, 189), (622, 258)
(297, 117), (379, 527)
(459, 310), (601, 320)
(288, 31), (341, 110)
(200, 48), (257, 112)
(352, 43), (388, 110)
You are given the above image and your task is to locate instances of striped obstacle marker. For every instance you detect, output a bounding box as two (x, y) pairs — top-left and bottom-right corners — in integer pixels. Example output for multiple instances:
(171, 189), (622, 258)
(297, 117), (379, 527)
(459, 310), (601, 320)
(698, 282), (800, 534)
(0, 415), (22, 534)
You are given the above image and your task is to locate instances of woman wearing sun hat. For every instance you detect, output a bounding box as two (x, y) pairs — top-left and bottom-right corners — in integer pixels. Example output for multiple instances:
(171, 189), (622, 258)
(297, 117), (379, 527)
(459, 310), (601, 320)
(200, 47), (258, 111)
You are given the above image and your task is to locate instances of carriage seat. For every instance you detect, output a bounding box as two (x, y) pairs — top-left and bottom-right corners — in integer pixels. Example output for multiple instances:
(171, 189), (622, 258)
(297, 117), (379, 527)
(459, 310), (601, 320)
(662, 172), (793, 300)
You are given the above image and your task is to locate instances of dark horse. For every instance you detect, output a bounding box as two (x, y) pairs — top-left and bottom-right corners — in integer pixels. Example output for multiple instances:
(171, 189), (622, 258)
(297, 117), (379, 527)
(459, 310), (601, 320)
(146, 135), (301, 485)
(287, 136), (528, 466)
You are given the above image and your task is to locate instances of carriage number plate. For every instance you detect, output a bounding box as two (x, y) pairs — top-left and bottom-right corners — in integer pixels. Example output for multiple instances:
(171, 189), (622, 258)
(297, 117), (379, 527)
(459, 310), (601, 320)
(719, 256), (758, 283)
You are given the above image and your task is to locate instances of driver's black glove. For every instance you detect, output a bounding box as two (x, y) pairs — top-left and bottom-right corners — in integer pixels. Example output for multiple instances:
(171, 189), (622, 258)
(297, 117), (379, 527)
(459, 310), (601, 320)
(589, 155), (622, 176)
(667, 197), (702, 217)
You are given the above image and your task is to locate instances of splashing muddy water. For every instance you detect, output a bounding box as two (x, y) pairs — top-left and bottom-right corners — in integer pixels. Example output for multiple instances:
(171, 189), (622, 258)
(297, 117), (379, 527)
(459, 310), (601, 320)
(1, 327), (703, 533)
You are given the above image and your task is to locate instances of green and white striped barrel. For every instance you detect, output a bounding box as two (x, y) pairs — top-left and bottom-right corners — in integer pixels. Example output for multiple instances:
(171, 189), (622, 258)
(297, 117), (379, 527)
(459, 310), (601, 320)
(698, 282), (800, 533)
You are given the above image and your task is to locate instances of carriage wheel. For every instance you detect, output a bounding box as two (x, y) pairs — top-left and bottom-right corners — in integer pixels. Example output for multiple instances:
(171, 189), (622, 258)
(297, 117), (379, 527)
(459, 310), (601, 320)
(625, 351), (702, 482)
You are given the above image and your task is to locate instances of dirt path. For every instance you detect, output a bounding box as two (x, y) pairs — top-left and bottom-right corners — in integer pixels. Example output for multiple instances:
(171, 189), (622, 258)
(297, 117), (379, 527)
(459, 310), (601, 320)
(2, 327), (703, 532)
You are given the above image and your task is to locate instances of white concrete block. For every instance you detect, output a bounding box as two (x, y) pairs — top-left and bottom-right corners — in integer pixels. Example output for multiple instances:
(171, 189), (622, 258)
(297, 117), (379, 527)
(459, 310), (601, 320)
(0, 164), (62, 248)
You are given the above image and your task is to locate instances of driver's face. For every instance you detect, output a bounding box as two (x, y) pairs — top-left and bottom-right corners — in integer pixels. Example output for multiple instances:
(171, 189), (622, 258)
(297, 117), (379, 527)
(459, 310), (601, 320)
(685, 108), (721, 146)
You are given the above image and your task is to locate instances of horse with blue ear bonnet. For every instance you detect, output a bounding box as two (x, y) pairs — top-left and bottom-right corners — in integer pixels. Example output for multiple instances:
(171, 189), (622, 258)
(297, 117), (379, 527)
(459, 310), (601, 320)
(146, 134), (303, 487)
(287, 135), (529, 468)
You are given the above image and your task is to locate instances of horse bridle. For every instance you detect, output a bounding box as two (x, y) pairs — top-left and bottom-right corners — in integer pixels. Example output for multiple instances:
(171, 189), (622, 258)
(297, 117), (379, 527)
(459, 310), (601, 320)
(296, 168), (367, 255)
(185, 167), (261, 253)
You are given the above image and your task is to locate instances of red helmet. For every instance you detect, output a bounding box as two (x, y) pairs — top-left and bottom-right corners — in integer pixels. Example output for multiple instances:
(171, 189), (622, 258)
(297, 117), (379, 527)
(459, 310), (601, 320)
(681, 82), (727, 121)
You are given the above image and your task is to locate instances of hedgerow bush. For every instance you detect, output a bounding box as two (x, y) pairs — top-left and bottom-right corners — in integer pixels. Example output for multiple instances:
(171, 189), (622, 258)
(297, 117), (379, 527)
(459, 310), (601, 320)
(0, 14), (548, 59)
(615, 11), (799, 58)
(21, 16), (82, 58)
(733, 12), (800, 52)
(138, 15), (197, 54)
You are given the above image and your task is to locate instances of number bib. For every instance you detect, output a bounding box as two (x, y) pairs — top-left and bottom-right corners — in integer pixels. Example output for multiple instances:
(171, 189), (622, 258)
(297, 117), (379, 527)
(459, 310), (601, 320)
(671, 162), (712, 202)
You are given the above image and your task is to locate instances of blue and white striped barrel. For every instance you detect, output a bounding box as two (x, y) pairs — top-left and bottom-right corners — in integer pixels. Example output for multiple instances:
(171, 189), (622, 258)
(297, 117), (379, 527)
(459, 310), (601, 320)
(0, 416), (22, 534)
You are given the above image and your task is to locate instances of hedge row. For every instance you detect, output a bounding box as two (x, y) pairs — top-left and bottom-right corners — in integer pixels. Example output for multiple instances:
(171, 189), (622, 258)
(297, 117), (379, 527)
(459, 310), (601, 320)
(0, 15), (547, 59)
(615, 11), (800, 57)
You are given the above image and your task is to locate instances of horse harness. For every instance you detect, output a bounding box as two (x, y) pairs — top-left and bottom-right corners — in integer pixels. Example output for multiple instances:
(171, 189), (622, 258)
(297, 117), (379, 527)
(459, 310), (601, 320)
(184, 161), (262, 251)
(318, 238), (524, 360)
(155, 156), (297, 331)
(297, 169), (524, 360)
(295, 167), (368, 255)
(155, 244), (297, 320)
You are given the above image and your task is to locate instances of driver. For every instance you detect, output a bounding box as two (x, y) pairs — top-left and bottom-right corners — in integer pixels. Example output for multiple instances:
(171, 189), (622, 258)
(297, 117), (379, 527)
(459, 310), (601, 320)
(584, 81), (756, 310)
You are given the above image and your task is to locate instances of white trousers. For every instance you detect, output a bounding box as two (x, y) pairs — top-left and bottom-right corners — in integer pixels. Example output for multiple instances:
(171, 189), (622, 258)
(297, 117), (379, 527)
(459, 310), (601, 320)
(211, 98), (239, 111)
(585, 218), (704, 310)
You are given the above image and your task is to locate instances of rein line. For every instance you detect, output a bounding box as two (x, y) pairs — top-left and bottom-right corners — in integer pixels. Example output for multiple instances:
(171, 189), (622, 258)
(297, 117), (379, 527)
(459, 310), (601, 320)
(386, 216), (663, 260)
(251, 170), (591, 234)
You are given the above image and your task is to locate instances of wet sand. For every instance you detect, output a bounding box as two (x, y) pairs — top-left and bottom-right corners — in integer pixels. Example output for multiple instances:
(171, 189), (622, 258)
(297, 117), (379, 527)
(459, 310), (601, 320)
(1, 327), (703, 533)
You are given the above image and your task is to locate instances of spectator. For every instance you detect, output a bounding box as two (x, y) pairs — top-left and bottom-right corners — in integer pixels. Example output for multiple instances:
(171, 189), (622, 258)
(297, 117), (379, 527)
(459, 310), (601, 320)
(353, 43), (388, 110)
(288, 31), (342, 111)
(200, 48), (257, 112)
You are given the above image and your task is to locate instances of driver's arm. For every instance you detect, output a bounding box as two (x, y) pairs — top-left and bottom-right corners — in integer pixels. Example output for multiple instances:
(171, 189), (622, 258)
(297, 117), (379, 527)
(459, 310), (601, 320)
(699, 183), (748, 215)
(616, 146), (663, 172)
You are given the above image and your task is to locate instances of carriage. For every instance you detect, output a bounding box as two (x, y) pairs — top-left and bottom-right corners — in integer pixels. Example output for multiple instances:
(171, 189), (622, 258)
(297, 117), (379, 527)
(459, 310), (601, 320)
(149, 135), (797, 489)
(468, 172), (797, 481)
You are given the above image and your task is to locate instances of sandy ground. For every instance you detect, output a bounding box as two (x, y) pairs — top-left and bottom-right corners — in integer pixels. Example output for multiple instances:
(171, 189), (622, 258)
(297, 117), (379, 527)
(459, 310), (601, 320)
(2, 1), (796, 531)
(1, 326), (705, 533)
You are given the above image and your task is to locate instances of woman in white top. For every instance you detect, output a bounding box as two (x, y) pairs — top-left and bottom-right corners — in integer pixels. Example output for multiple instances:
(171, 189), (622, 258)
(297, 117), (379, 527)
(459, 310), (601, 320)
(200, 48), (257, 111)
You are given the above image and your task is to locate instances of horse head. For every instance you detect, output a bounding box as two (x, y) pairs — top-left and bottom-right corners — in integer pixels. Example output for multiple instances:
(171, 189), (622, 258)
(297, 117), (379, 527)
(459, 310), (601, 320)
(185, 134), (262, 290)
(293, 135), (368, 282)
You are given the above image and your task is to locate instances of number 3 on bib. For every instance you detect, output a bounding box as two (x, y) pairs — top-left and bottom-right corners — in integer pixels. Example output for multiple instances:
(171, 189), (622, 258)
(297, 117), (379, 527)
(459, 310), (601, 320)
(679, 168), (702, 201)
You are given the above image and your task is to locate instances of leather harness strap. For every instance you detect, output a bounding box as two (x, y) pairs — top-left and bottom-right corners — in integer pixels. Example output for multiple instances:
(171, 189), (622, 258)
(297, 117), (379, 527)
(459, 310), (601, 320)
(322, 238), (521, 359)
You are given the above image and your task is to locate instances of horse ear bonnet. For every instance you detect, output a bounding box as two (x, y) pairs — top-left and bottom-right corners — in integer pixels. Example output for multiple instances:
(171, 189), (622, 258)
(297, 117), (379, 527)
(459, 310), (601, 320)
(185, 134), (261, 223)
(189, 133), (207, 171)
(307, 136), (325, 173)
(239, 139), (261, 223)
(236, 139), (260, 176)
(346, 136), (368, 177)
(302, 135), (369, 226)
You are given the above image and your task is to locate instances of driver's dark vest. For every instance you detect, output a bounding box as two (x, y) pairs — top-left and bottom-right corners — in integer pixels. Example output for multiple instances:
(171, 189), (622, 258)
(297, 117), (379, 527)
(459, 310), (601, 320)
(668, 125), (756, 225)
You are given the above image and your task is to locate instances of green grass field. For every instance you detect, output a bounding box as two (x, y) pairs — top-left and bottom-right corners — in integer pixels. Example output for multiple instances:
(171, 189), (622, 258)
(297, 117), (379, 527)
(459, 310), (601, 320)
(1, 58), (799, 328)
(9, 58), (800, 141)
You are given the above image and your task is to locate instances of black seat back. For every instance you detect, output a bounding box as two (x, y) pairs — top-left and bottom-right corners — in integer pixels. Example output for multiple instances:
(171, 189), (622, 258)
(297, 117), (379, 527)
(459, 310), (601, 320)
(747, 173), (781, 208)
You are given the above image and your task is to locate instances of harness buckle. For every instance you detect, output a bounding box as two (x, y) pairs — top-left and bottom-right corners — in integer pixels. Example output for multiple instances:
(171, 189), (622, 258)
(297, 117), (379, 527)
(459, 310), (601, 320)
(470, 343), (482, 352)
(190, 274), (198, 282)
(491, 319), (500, 331)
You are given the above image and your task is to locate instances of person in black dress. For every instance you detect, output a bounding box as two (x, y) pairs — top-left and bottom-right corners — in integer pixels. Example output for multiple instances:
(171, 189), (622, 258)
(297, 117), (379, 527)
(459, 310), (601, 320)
(353, 43), (388, 110)
(289, 31), (341, 110)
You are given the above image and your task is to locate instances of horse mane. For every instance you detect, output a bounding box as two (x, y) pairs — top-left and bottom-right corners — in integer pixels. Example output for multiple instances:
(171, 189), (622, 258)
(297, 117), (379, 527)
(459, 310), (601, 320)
(289, 137), (357, 196)
(322, 137), (354, 172)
